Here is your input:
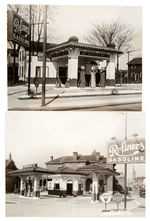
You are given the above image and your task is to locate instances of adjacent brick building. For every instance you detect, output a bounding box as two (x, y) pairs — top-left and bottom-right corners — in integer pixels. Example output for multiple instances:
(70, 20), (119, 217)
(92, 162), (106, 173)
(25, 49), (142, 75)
(128, 57), (142, 83)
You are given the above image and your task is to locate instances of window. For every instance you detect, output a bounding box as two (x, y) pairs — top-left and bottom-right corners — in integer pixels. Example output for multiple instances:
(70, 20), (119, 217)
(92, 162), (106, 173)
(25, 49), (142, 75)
(54, 183), (60, 190)
(36, 66), (41, 78)
(134, 65), (136, 69)
(46, 66), (49, 78)
(19, 51), (21, 62)
(22, 66), (24, 78)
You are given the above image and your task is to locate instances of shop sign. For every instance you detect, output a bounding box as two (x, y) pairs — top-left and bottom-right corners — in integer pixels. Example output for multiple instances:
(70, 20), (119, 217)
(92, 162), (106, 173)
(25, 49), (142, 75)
(107, 138), (145, 164)
(100, 192), (112, 212)
(23, 164), (37, 169)
(7, 10), (30, 47)
(80, 51), (110, 58)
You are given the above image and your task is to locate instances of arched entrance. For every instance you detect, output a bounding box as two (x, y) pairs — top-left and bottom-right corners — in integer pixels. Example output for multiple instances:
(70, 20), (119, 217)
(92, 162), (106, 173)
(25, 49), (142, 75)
(67, 180), (73, 195)
(86, 178), (92, 192)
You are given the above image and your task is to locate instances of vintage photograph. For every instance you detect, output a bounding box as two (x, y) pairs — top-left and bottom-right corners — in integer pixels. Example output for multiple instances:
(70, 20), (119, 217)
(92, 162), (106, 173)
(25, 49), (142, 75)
(7, 4), (142, 111)
(5, 111), (145, 217)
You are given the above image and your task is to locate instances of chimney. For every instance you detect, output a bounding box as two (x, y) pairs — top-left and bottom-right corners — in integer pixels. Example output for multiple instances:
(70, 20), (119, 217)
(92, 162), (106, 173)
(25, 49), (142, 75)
(95, 152), (100, 161)
(50, 156), (53, 161)
(73, 152), (78, 160)
(9, 152), (12, 160)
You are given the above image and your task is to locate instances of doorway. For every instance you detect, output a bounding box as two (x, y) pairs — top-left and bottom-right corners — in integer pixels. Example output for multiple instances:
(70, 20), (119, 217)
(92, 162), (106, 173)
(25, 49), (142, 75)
(67, 183), (73, 195)
(86, 178), (92, 192)
(59, 67), (67, 84)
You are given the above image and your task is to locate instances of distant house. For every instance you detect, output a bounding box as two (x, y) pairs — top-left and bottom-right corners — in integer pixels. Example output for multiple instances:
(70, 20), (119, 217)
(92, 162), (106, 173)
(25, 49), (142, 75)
(6, 153), (20, 193)
(127, 57), (142, 83)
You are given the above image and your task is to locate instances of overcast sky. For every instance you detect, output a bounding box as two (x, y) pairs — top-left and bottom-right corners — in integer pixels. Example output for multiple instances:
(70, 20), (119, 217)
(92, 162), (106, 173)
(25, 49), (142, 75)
(6, 111), (145, 179)
(48, 5), (142, 69)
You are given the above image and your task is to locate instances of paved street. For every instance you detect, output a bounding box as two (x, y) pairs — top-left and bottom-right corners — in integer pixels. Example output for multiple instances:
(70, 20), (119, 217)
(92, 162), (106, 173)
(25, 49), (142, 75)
(8, 85), (142, 111)
(76, 103), (141, 111)
(6, 193), (145, 217)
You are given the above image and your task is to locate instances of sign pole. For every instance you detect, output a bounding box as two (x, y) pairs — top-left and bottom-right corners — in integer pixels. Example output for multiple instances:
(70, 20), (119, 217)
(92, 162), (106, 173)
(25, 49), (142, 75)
(124, 112), (127, 210)
(124, 163), (127, 210)
(28, 5), (32, 95)
(41, 5), (47, 106)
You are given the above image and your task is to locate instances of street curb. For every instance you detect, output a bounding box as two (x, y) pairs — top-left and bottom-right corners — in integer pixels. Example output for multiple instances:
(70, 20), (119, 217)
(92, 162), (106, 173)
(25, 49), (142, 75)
(18, 91), (142, 100)
(8, 102), (142, 111)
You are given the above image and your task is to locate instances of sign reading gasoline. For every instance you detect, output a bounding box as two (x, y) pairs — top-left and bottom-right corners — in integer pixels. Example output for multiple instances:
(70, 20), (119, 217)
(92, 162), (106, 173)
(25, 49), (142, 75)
(7, 10), (30, 47)
(107, 138), (145, 164)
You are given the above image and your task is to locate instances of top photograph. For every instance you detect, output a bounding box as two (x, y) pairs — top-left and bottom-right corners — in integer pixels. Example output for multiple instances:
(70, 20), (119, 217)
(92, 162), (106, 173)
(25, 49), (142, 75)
(7, 5), (142, 111)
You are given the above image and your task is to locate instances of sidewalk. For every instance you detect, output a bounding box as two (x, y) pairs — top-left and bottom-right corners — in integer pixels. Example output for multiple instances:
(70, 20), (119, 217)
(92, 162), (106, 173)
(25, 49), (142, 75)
(8, 84), (142, 111)
(16, 85), (142, 99)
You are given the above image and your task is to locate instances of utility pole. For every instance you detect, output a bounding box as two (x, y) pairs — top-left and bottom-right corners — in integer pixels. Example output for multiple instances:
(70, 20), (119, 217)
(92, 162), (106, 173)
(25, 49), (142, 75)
(124, 112), (127, 210)
(28, 5), (32, 95)
(41, 5), (47, 106)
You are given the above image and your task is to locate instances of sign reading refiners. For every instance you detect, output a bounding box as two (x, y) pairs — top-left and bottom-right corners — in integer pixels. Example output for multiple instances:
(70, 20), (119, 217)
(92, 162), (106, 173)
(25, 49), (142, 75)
(107, 138), (145, 164)
(7, 10), (30, 47)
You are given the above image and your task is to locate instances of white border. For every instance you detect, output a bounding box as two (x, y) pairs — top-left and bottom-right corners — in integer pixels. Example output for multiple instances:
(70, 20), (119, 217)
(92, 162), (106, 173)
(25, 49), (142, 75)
(0, 0), (150, 221)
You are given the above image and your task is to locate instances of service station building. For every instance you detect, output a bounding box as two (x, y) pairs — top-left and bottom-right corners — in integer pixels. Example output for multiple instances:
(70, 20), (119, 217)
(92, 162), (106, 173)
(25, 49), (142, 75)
(8, 151), (119, 201)
(18, 36), (122, 88)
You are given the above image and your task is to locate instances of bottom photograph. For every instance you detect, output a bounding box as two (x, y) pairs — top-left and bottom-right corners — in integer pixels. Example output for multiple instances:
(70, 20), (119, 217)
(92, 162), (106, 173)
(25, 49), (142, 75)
(5, 111), (145, 217)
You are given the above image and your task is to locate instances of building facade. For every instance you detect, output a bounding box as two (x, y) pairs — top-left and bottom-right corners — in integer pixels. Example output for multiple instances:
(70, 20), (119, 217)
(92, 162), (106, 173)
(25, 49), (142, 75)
(6, 153), (19, 193)
(8, 151), (119, 201)
(128, 57), (142, 83)
(18, 36), (122, 88)
(44, 151), (118, 199)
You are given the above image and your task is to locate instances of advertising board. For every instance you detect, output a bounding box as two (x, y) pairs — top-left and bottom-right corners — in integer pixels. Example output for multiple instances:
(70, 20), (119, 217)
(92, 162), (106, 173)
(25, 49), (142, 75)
(107, 138), (145, 164)
(7, 10), (30, 47)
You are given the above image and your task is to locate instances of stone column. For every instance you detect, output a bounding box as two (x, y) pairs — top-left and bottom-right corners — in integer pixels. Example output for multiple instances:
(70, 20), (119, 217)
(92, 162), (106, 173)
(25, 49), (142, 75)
(82, 179), (86, 195)
(20, 176), (26, 196)
(33, 175), (40, 197)
(73, 179), (79, 196)
(92, 173), (99, 201)
(67, 48), (79, 87)
(106, 54), (116, 86)
(104, 176), (107, 192)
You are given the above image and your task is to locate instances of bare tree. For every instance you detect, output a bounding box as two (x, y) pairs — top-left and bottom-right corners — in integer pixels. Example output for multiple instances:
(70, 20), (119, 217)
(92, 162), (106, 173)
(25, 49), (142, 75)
(85, 19), (134, 72)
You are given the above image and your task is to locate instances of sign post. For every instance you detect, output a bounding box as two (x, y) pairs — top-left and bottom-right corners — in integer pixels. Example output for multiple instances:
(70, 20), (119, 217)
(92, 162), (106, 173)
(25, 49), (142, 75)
(100, 193), (112, 212)
(112, 192), (124, 211)
(41, 5), (47, 106)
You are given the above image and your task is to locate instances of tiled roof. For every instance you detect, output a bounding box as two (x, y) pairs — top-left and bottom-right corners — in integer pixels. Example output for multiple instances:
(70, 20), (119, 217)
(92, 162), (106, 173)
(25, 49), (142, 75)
(77, 163), (119, 176)
(128, 57), (142, 65)
(47, 41), (123, 54)
(47, 167), (86, 175)
(45, 154), (106, 165)
(8, 166), (54, 176)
